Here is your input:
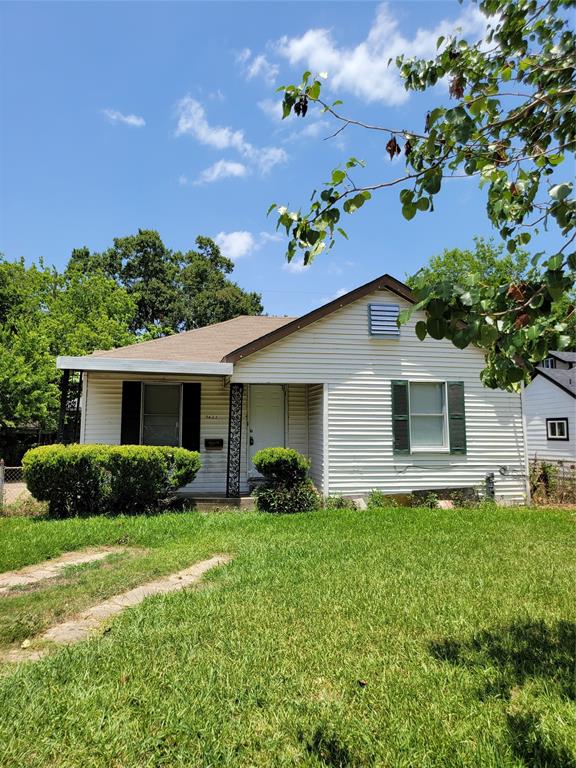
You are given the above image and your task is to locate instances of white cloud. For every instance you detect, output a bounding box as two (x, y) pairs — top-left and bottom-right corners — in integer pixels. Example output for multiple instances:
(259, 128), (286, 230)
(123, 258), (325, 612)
(321, 287), (348, 303)
(194, 160), (248, 185)
(237, 48), (279, 85)
(214, 230), (284, 260)
(275, 2), (487, 105)
(178, 174), (189, 186)
(175, 97), (288, 180)
(258, 98), (285, 123)
(103, 109), (145, 127)
(283, 257), (311, 274)
(215, 231), (256, 260)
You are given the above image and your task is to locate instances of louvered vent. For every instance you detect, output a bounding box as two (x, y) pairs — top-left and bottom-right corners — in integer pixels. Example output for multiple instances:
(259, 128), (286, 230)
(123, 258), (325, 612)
(368, 303), (400, 337)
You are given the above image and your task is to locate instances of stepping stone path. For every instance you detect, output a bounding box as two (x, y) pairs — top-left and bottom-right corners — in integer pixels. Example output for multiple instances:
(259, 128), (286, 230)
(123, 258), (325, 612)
(2, 554), (231, 664)
(0, 547), (130, 595)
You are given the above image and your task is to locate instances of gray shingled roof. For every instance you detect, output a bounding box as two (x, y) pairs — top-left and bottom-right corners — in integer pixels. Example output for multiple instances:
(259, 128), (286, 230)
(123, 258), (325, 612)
(91, 316), (295, 363)
(551, 350), (576, 364)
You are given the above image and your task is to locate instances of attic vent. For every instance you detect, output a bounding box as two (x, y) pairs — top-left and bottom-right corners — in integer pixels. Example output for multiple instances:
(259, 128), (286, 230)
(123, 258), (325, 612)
(369, 303), (400, 338)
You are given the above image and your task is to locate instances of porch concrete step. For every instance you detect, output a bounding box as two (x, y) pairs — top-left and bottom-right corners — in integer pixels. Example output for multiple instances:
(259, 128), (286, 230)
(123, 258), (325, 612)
(177, 494), (255, 511)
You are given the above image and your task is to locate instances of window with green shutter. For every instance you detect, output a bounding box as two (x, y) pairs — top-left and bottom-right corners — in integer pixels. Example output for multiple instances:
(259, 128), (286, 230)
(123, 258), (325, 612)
(447, 381), (467, 454)
(392, 381), (410, 454)
(391, 380), (467, 455)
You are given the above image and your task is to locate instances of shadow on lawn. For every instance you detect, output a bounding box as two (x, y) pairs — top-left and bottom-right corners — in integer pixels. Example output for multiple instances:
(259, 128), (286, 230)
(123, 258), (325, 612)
(430, 619), (576, 767)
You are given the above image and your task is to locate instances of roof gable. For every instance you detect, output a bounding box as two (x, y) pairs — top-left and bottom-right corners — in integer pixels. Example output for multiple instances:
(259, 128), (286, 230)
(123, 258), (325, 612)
(535, 368), (576, 399)
(224, 274), (415, 363)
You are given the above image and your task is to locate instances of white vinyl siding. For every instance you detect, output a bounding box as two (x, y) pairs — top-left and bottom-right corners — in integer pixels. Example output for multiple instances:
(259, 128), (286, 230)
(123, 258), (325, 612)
(233, 288), (527, 502)
(287, 384), (308, 456)
(307, 384), (324, 491)
(523, 376), (576, 463)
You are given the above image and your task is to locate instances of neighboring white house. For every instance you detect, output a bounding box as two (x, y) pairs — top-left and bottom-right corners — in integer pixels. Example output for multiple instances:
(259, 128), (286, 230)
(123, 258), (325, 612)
(57, 274), (528, 503)
(522, 352), (576, 465)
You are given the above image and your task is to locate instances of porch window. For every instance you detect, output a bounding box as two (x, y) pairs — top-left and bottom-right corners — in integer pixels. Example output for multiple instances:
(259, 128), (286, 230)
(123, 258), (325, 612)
(546, 418), (569, 441)
(409, 382), (447, 450)
(142, 384), (181, 446)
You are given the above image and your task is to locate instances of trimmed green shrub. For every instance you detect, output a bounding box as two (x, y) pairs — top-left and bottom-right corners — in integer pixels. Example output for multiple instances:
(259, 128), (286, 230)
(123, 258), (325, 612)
(252, 447), (310, 487)
(252, 447), (318, 514)
(23, 444), (201, 518)
(255, 479), (319, 515)
(23, 444), (110, 519)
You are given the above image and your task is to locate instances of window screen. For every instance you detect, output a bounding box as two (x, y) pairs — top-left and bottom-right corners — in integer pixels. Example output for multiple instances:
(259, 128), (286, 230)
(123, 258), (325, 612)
(410, 382), (446, 449)
(142, 384), (181, 446)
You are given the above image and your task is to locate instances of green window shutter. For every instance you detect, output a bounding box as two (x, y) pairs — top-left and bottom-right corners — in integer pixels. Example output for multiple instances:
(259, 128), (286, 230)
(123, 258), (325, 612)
(181, 383), (201, 452)
(392, 380), (410, 454)
(120, 381), (142, 444)
(447, 381), (466, 455)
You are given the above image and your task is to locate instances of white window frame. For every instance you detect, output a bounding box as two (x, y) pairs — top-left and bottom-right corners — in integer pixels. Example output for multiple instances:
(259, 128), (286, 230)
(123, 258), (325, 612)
(408, 381), (450, 453)
(139, 381), (183, 447)
(546, 417), (569, 441)
(542, 357), (556, 369)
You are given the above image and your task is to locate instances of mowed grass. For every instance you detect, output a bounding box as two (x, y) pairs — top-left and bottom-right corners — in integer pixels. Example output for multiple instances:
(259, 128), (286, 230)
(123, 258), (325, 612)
(0, 506), (574, 767)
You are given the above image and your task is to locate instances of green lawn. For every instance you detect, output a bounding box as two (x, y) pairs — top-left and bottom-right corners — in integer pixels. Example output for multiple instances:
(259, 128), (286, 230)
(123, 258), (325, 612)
(0, 506), (574, 767)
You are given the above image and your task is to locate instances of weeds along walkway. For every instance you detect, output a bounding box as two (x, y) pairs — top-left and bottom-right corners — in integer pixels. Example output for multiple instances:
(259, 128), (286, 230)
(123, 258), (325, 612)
(2, 554), (232, 664)
(0, 547), (132, 594)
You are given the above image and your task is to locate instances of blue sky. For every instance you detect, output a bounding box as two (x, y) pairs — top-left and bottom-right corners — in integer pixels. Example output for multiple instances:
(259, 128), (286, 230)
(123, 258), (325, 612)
(0, 1), (566, 317)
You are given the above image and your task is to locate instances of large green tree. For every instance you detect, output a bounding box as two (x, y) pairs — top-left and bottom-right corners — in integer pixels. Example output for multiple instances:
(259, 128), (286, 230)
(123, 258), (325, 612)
(407, 238), (530, 290)
(0, 257), (136, 430)
(69, 230), (263, 335)
(272, 0), (575, 389)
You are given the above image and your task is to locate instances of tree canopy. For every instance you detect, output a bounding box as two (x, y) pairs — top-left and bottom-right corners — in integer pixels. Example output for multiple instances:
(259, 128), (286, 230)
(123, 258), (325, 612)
(272, 0), (575, 390)
(0, 258), (135, 429)
(1, 231), (263, 432)
(69, 230), (263, 336)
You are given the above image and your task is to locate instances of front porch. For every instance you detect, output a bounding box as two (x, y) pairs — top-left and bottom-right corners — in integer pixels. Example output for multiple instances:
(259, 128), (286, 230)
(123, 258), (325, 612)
(76, 371), (325, 500)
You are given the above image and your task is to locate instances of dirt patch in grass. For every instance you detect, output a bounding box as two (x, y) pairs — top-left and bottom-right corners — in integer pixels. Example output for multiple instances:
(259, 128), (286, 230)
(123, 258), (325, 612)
(0, 546), (140, 594)
(3, 554), (231, 664)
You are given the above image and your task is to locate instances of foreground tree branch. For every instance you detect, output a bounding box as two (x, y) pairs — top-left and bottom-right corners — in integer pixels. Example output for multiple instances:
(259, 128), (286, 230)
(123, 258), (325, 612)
(270, 0), (575, 390)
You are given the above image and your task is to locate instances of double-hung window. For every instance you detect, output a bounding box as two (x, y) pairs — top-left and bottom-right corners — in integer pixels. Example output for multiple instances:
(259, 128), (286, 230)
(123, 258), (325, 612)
(392, 380), (466, 455)
(120, 381), (201, 451)
(409, 382), (448, 450)
(142, 384), (181, 446)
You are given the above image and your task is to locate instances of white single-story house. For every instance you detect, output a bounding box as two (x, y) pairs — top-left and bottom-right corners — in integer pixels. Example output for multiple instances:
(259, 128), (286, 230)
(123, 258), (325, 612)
(57, 274), (528, 503)
(522, 352), (576, 465)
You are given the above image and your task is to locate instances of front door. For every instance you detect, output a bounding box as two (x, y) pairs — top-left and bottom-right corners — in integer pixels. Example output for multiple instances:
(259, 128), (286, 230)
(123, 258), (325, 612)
(249, 385), (285, 471)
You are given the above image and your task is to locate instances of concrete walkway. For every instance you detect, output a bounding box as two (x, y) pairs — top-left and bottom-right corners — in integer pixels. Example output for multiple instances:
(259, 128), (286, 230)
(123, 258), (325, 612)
(0, 547), (129, 595)
(2, 554), (231, 664)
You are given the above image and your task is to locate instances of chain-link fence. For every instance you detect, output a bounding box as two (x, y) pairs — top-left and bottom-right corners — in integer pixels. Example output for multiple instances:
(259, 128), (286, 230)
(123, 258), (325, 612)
(0, 461), (27, 510)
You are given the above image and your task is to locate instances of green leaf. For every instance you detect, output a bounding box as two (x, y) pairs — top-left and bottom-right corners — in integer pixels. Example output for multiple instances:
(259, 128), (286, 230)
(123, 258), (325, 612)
(549, 183), (573, 201)
(402, 203), (417, 220)
(415, 320), (427, 341)
(331, 169), (346, 185)
(426, 317), (446, 340)
(336, 227), (348, 240)
(416, 197), (430, 212)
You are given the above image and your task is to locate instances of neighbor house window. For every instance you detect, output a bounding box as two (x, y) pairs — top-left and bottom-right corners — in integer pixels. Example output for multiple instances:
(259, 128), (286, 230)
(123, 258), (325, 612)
(546, 418), (569, 441)
(542, 357), (556, 369)
(141, 384), (181, 446)
(409, 382), (448, 450)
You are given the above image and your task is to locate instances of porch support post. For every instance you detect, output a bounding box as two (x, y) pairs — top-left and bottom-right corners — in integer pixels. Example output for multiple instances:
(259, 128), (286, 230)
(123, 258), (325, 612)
(226, 383), (244, 497)
(57, 368), (70, 444)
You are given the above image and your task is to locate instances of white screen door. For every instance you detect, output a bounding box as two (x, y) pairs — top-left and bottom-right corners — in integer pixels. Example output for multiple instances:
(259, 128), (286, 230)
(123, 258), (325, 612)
(249, 385), (285, 470)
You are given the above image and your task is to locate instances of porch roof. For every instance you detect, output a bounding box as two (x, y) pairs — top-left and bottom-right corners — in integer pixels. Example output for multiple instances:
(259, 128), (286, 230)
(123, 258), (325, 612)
(56, 315), (295, 373)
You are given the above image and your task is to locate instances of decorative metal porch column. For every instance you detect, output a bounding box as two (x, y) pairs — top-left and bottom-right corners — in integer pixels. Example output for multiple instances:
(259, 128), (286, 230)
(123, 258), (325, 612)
(226, 383), (244, 497)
